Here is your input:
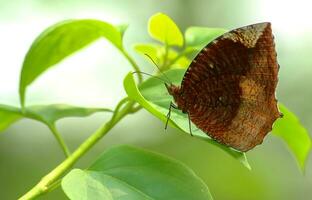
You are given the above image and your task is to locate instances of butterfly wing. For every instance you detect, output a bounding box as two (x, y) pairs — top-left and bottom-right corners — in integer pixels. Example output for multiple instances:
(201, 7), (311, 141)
(181, 22), (280, 151)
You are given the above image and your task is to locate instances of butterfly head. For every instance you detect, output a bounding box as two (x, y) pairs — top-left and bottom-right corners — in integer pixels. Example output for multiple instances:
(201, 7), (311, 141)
(165, 83), (188, 112)
(165, 83), (180, 96)
(165, 83), (182, 103)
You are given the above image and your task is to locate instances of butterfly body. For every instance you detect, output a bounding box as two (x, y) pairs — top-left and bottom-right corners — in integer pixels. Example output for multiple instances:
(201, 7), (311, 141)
(166, 22), (281, 152)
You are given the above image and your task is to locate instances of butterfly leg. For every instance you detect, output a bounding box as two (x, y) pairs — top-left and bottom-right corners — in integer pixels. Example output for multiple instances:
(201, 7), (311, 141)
(187, 112), (193, 136)
(165, 101), (177, 130)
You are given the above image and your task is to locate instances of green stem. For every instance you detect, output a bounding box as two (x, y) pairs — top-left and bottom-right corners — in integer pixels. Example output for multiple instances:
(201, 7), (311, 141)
(45, 179), (61, 194)
(48, 124), (71, 157)
(43, 98), (132, 196)
(18, 100), (135, 200)
(122, 50), (143, 83)
(18, 45), (142, 199)
(130, 105), (142, 113)
(111, 97), (130, 122)
(22, 110), (72, 158)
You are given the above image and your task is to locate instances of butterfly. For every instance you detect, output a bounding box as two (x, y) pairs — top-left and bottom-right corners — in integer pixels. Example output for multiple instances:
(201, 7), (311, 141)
(165, 22), (282, 152)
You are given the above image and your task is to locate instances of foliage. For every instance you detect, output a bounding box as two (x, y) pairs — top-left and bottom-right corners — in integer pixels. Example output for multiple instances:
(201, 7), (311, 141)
(62, 145), (212, 200)
(0, 12), (310, 199)
(272, 104), (311, 170)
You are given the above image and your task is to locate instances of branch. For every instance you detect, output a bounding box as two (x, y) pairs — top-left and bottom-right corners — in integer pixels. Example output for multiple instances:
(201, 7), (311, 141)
(18, 100), (135, 200)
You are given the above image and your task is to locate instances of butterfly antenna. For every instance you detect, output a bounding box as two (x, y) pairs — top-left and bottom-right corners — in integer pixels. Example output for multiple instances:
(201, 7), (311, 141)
(144, 53), (172, 85)
(132, 71), (171, 84)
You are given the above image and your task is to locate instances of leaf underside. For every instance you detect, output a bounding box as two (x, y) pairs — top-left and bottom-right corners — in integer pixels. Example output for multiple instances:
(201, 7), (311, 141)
(0, 104), (112, 131)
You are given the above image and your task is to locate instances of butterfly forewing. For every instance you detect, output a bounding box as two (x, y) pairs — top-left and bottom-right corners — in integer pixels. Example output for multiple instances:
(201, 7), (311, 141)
(178, 22), (280, 151)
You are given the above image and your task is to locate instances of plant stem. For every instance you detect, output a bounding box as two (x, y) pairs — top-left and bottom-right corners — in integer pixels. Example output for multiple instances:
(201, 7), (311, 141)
(21, 110), (72, 158)
(19, 42), (143, 199)
(18, 100), (136, 200)
(48, 124), (71, 157)
(45, 179), (61, 194)
(122, 50), (143, 83)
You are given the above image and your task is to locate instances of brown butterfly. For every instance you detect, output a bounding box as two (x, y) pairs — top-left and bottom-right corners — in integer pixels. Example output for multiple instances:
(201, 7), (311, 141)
(165, 22), (282, 152)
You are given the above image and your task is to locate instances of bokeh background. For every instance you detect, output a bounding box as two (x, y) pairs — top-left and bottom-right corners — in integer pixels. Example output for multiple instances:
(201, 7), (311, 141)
(0, 0), (311, 199)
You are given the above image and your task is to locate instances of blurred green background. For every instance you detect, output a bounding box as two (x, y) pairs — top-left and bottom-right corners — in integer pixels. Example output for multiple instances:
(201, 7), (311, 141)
(0, 0), (311, 199)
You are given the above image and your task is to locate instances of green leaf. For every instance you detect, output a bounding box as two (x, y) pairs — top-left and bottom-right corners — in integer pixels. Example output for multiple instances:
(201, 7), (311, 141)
(62, 145), (213, 200)
(25, 104), (112, 126)
(0, 104), (112, 133)
(272, 104), (311, 170)
(134, 43), (161, 66)
(0, 104), (23, 132)
(134, 43), (190, 69)
(185, 27), (227, 50)
(62, 169), (113, 200)
(148, 13), (184, 47)
(173, 56), (191, 69)
(19, 19), (122, 107)
(123, 70), (251, 169)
